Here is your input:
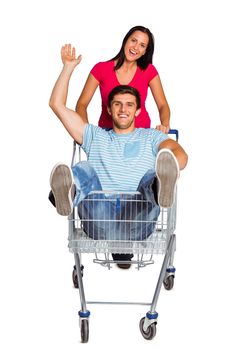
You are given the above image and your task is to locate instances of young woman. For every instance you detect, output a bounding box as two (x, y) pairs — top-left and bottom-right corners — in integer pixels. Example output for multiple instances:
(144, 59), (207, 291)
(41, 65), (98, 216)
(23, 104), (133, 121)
(76, 26), (170, 132)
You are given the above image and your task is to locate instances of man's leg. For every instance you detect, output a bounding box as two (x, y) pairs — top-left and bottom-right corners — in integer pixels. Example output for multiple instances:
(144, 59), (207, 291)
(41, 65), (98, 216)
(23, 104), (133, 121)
(137, 149), (179, 209)
(111, 175), (160, 269)
(49, 161), (102, 216)
(111, 253), (134, 269)
(136, 171), (160, 241)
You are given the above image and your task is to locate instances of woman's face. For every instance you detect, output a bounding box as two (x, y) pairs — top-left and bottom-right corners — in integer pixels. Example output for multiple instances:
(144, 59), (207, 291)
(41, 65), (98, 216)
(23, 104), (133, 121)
(124, 30), (149, 62)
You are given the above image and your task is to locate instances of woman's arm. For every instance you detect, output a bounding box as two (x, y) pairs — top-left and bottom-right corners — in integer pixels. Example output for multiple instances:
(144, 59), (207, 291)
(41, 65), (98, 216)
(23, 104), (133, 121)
(149, 75), (170, 133)
(75, 73), (100, 123)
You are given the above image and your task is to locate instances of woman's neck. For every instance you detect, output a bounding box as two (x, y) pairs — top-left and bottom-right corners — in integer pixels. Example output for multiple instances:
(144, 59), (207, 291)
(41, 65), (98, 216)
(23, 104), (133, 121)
(121, 60), (137, 71)
(115, 59), (137, 71)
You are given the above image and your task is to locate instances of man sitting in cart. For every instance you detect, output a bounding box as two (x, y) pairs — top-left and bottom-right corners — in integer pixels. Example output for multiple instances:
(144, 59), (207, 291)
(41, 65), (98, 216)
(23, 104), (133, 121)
(48, 44), (188, 267)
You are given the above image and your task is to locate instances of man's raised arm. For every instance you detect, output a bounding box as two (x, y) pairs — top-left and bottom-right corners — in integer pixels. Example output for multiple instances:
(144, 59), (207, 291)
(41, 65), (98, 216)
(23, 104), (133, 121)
(49, 44), (86, 145)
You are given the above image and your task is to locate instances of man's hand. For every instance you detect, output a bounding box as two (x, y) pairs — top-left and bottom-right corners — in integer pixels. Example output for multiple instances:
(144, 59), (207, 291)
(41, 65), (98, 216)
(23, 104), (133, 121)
(61, 44), (82, 68)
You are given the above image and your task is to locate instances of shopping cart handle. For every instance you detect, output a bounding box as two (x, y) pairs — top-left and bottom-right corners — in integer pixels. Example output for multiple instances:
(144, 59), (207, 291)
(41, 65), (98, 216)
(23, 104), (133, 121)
(168, 129), (179, 141)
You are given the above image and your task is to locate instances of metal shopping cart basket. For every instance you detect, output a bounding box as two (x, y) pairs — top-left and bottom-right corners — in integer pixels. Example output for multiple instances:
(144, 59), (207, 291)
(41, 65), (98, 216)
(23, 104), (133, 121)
(68, 130), (179, 343)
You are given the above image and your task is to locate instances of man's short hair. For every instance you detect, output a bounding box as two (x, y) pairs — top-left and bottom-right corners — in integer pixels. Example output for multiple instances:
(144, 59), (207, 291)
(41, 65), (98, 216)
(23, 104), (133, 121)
(108, 85), (141, 109)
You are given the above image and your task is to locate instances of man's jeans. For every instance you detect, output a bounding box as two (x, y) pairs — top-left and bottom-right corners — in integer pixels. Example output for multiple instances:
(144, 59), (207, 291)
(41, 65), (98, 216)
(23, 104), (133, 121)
(72, 161), (160, 241)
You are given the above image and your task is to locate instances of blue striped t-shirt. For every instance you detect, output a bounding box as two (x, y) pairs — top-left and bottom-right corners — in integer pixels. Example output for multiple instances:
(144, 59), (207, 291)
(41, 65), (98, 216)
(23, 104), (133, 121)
(81, 125), (168, 191)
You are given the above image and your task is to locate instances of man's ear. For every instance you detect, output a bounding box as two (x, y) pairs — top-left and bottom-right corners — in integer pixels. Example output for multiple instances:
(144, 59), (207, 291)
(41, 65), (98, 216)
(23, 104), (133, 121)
(135, 108), (141, 117)
(107, 106), (112, 115)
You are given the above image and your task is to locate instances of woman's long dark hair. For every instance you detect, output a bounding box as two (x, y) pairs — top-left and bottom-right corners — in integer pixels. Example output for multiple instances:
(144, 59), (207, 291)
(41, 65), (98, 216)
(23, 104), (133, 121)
(110, 26), (154, 71)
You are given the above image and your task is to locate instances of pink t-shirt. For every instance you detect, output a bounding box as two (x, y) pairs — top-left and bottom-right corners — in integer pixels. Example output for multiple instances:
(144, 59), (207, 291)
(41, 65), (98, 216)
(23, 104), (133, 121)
(91, 60), (158, 128)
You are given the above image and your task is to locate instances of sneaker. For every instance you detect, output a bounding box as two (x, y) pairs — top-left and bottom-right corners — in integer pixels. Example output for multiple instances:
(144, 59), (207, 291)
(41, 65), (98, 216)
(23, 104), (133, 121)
(50, 163), (74, 216)
(156, 149), (179, 208)
(112, 254), (134, 269)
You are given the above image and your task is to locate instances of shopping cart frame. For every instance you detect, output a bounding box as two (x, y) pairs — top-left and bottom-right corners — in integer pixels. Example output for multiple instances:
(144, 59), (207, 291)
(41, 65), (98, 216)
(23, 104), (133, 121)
(68, 129), (179, 343)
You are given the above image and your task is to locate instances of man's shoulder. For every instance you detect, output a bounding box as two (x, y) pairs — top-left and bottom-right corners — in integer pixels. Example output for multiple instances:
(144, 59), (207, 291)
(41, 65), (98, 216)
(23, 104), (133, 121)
(135, 127), (158, 136)
(135, 128), (168, 140)
(82, 125), (112, 151)
(85, 124), (112, 137)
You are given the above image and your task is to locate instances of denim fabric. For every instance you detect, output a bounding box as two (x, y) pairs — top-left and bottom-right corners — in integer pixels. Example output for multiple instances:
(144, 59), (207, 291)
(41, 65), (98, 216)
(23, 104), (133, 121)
(137, 169), (158, 206)
(72, 161), (102, 206)
(72, 161), (160, 241)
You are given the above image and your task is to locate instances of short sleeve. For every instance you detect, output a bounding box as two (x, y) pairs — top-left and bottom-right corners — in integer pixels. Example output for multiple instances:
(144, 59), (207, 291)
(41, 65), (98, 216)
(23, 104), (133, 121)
(90, 62), (103, 82)
(150, 129), (169, 156)
(81, 124), (99, 155)
(147, 64), (159, 81)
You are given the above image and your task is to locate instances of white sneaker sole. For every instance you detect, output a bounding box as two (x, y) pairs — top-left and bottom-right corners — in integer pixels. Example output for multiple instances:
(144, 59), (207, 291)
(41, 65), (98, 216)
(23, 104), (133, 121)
(50, 163), (73, 216)
(156, 149), (179, 208)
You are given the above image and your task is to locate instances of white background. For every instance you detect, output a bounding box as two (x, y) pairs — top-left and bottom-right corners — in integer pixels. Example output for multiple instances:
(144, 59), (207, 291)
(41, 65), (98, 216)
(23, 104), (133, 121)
(0, 0), (233, 348)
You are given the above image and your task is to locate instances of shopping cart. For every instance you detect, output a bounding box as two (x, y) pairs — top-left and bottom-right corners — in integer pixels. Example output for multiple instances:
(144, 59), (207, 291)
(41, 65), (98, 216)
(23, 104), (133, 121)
(68, 129), (179, 343)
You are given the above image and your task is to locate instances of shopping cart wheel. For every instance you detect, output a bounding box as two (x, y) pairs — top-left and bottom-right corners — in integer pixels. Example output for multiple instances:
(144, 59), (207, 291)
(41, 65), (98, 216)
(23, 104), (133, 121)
(139, 317), (157, 340)
(80, 319), (89, 343)
(72, 265), (84, 289)
(163, 275), (174, 290)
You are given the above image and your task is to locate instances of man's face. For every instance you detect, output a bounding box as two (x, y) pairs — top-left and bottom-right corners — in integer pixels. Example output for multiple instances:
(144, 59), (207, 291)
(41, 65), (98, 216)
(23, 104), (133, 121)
(108, 93), (140, 132)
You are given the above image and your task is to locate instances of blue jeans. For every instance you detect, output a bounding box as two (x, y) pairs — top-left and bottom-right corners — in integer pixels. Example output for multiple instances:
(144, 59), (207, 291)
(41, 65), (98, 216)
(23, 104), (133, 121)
(72, 161), (160, 241)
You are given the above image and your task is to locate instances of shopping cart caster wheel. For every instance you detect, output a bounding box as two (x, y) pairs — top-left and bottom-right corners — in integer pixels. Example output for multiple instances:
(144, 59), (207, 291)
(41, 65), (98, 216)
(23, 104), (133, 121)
(80, 319), (89, 343)
(139, 317), (157, 340)
(72, 265), (84, 289)
(163, 275), (174, 290)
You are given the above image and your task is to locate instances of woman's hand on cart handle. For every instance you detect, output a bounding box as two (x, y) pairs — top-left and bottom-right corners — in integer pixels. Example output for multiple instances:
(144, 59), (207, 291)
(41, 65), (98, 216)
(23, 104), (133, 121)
(156, 124), (170, 134)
